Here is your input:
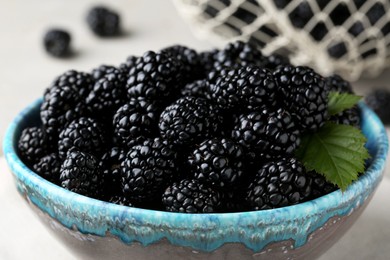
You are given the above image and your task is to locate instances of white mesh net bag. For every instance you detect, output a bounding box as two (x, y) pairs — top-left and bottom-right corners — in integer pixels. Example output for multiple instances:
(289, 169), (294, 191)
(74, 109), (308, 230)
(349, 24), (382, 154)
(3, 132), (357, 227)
(173, 0), (390, 81)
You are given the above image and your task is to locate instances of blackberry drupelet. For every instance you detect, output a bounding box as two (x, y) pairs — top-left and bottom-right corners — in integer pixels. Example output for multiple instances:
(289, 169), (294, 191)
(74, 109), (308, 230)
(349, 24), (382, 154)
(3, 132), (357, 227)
(121, 138), (178, 202)
(60, 148), (104, 198)
(199, 49), (219, 75)
(58, 117), (106, 159)
(90, 65), (118, 81)
(108, 195), (133, 207)
(180, 79), (211, 99)
(331, 106), (361, 128)
(159, 96), (223, 146)
(126, 51), (183, 102)
(209, 66), (277, 111)
(263, 54), (290, 71)
(274, 65), (329, 132)
(86, 6), (120, 37)
(161, 45), (202, 82)
(86, 68), (127, 116)
(365, 89), (390, 124)
(162, 179), (221, 213)
(40, 70), (93, 139)
(188, 138), (245, 189)
(99, 147), (126, 196)
(43, 29), (71, 57)
(307, 170), (337, 200)
(18, 127), (50, 165)
(33, 153), (61, 184)
(119, 55), (138, 73)
(232, 107), (300, 159)
(325, 74), (353, 94)
(246, 157), (312, 210)
(113, 98), (160, 147)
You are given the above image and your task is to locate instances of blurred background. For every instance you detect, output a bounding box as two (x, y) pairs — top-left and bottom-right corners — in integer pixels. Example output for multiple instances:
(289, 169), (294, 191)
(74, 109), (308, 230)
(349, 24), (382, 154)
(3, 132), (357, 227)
(0, 0), (390, 259)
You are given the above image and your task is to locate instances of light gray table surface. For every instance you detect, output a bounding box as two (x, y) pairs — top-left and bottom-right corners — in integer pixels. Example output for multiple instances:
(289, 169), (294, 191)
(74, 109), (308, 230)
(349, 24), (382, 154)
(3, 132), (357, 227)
(1, 0), (390, 259)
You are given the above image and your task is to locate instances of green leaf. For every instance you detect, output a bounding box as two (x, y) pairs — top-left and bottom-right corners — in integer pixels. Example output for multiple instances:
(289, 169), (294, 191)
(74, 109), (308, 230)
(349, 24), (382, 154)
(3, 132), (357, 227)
(295, 122), (370, 191)
(328, 92), (362, 116)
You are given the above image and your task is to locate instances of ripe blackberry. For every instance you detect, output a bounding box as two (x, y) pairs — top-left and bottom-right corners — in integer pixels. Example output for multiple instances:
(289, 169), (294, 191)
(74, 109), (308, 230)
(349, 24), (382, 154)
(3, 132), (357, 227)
(90, 65), (118, 81)
(162, 179), (221, 213)
(188, 138), (245, 189)
(159, 96), (223, 146)
(58, 117), (106, 159)
(180, 79), (211, 99)
(214, 41), (267, 70)
(99, 147), (126, 196)
(126, 51), (183, 102)
(86, 68), (127, 116)
(108, 195), (133, 207)
(274, 65), (328, 132)
(331, 106), (361, 128)
(121, 138), (178, 202)
(18, 127), (50, 165)
(232, 107), (300, 159)
(40, 70), (93, 139)
(43, 29), (71, 57)
(161, 45), (202, 81)
(113, 98), (160, 148)
(119, 55), (138, 73)
(325, 74), (353, 94)
(307, 171), (337, 200)
(199, 49), (219, 75)
(365, 89), (390, 124)
(209, 66), (277, 111)
(33, 153), (61, 185)
(263, 54), (290, 71)
(86, 6), (120, 37)
(246, 157), (312, 210)
(60, 148), (104, 198)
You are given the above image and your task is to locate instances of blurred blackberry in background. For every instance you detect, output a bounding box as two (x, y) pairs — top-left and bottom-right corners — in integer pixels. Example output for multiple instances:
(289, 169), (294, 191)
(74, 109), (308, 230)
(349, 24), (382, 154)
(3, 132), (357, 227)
(18, 127), (50, 165)
(199, 49), (219, 75)
(43, 29), (71, 57)
(181, 79), (211, 99)
(326, 74), (353, 94)
(33, 153), (61, 185)
(331, 106), (361, 128)
(58, 117), (106, 159)
(274, 65), (328, 132)
(365, 88), (390, 124)
(162, 179), (221, 213)
(159, 96), (223, 146)
(86, 6), (120, 37)
(60, 148), (104, 199)
(263, 53), (290, 71)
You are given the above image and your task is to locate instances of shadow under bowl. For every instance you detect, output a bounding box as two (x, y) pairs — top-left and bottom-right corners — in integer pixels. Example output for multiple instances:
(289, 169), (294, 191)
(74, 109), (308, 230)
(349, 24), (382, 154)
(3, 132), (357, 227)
(3, 98), (389, 260)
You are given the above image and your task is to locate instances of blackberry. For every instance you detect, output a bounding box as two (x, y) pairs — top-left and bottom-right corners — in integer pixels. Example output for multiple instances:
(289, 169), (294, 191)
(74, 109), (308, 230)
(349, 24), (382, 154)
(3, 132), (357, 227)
(86, 69), (127, 116)
(214, 41), (267, 70)
(162, 179), (221, 213)
(159, 96), (223, 146)
(307, 171), (337, 200)
(33, 153), (61, 184)
(126, 51), (183, 102)
(161, 45), (202, 82)
(331, 106), (361, 128)
(40, 70), (93, 139)
(60, 148), (104, 198)
(180, 79), (211, 99)
(108, 195), (133, 207)
(188, 138), (245, 189)
(263, 54), (290, 71)
(99, 147), (126, 196)
(325, 74), (353, 94)
(209, 66), (277, 111)
(365, 89), (390, 124)
(246, 157), (312, 210)
(86, 6), (120, 37)
(18, 127), (50, 165)
(232, 107), (300, 159)
(43, 29), (71, 57)
(121, 138), (178, 202)
(199, 49), (219, 75)
(90, 65), (118, 81)
(113, 98), (160, 148)
(58, 117), (106, 159)
(119, 55), (138, 73)
(274, 65), (328, 132)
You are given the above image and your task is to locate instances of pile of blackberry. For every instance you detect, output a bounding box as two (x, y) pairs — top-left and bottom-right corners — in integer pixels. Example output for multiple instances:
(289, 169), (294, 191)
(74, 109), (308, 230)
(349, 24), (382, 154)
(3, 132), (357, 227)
(19, 41), (361, 213)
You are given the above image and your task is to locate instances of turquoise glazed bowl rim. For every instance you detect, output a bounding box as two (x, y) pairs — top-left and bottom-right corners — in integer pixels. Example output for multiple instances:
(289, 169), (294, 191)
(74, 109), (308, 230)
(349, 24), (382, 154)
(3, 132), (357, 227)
(3, 98), (389, 253)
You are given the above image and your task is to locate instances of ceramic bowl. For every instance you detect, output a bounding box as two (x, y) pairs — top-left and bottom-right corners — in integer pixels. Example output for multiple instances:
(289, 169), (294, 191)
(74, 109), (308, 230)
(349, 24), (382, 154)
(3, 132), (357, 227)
(3, 98), (388, 260)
